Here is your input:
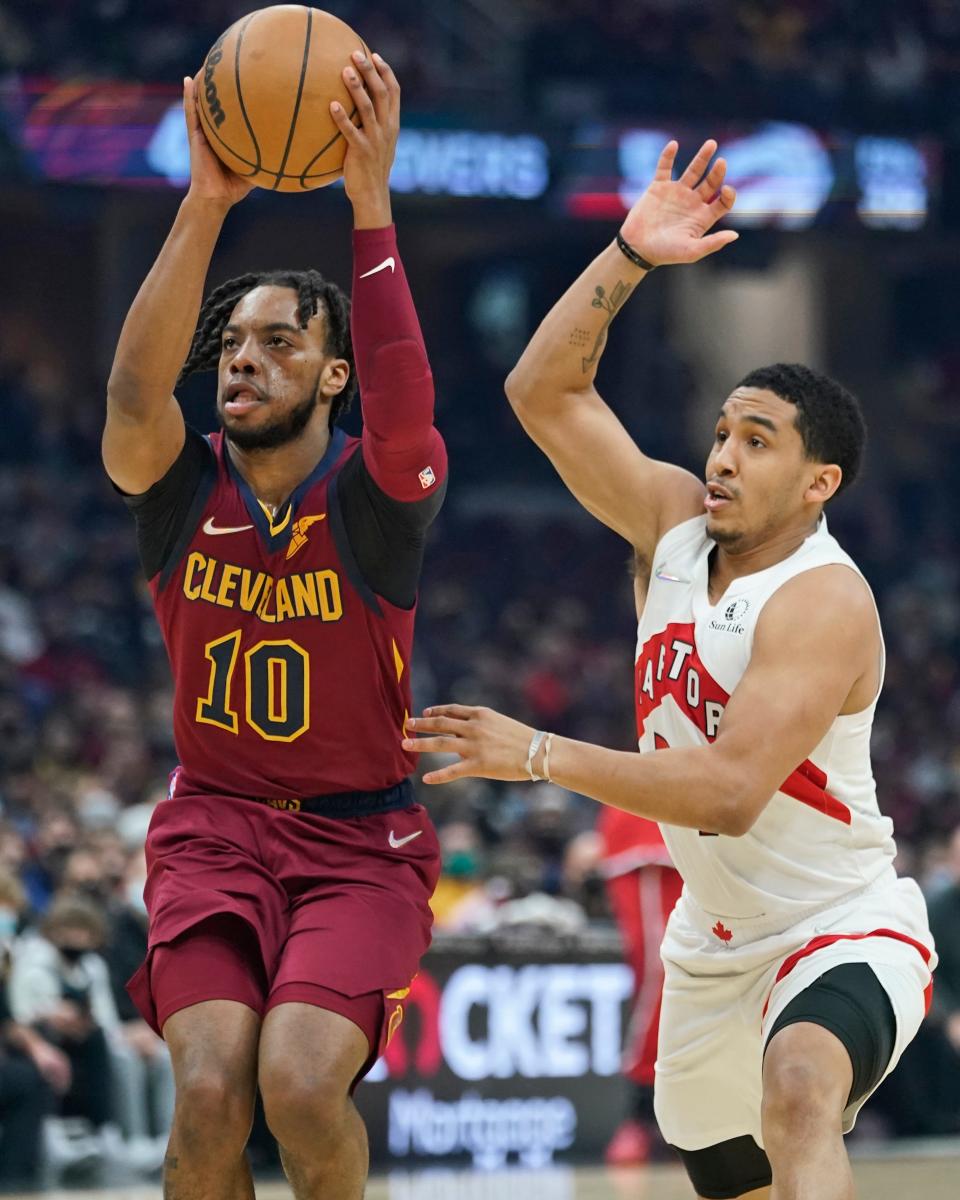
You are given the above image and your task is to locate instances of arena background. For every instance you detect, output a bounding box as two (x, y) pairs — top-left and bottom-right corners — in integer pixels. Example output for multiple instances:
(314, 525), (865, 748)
(0, 0), (958, 1194)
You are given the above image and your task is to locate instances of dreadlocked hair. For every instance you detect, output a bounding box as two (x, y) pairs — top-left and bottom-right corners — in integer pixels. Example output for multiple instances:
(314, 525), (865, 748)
(177, 269), (356, 429)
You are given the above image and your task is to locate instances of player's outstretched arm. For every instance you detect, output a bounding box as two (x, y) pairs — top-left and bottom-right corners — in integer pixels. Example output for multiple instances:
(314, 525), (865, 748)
(506, 140), (738, 566)
(103, 76), (253, 495)
(330, 52), (446, 504)
(404, 566), (878, 837)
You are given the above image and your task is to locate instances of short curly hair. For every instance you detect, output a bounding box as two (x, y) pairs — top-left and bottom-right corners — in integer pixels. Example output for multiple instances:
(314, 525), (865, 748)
(177, 269), (356, 430)
(736, 363), (866, 495)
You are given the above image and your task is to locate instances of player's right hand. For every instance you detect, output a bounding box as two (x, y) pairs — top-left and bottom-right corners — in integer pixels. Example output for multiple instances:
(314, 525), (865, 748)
(620, 139), (738, 268)
(183, 75), (255, 206)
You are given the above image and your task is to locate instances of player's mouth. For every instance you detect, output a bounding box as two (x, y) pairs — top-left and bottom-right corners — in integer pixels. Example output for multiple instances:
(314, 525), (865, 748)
(223, 382), (266, 415)
(704, 482), (736, 513)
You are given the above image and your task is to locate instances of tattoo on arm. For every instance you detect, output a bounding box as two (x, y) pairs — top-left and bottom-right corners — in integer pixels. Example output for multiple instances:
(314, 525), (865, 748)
(568, 327), (591, 348)
(581, 281), (633, 373)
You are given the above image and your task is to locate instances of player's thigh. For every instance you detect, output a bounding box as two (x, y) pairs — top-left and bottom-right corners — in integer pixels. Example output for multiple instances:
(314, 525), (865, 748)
(259, 1001), (370, 1088)
(762, 962), (898, 1124)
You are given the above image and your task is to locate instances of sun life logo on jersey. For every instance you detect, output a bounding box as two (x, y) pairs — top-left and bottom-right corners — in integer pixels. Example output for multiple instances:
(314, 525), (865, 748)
(709, 597), (749, 635)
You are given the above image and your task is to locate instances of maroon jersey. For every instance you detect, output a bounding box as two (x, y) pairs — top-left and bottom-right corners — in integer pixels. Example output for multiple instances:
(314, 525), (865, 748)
(150, 427), (419, 798)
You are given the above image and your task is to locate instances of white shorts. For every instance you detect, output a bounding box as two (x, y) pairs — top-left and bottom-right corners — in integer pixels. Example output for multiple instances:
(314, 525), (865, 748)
(654, 874), (936, 1152)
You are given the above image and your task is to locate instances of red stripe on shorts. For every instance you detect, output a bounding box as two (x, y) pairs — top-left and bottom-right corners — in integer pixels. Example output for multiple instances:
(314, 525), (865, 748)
(761, 927), (933, 1021)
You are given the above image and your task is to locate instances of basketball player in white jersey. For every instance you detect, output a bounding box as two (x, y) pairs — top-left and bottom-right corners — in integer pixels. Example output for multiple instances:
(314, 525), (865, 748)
(402, 139), (937, 1200)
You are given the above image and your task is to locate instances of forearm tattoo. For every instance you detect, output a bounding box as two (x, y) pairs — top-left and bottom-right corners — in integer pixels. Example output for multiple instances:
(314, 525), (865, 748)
(579, 280), (633, 373)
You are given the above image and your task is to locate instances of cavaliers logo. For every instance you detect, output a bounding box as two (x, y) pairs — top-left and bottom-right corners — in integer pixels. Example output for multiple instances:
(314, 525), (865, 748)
(285, 514), (326, 560)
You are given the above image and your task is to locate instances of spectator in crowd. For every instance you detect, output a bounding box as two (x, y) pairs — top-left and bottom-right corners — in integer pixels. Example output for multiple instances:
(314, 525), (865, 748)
(104, 851), (174, 1153)
(20, 812), (82, 915)
(0, 868), (68, 1190)
(8, 895), (117, 1156)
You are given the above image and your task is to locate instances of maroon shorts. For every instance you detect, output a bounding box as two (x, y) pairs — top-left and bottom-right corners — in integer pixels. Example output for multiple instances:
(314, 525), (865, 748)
(127, 788), (440, 1078)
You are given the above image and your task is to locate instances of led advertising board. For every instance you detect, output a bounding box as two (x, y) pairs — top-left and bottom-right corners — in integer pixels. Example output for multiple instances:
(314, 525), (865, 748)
(354, 941), (633, 1168)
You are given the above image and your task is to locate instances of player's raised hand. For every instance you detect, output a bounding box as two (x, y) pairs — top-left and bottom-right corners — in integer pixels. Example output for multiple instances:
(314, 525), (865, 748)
(403, 705), (537, 786)
(620, 139), (738, 267)
(330, 50), (399, 227)
(183, 75), (254, 206)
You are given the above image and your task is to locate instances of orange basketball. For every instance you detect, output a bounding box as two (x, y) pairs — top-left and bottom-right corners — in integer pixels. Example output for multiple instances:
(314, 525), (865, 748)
(196, 5), (366, 192)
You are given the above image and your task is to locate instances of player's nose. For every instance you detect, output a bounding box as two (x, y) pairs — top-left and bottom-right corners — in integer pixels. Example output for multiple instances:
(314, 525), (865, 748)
(229, 344), (261, 375)
(712, 440), (738, 476)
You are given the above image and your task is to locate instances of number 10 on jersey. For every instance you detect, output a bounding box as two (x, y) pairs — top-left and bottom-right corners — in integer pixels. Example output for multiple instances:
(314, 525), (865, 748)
(197, 631), (309, 742)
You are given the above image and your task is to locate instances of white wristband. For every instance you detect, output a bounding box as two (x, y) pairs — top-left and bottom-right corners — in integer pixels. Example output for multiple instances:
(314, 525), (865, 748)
(543, 733), (554, 782)
(526, 730), (547, 782)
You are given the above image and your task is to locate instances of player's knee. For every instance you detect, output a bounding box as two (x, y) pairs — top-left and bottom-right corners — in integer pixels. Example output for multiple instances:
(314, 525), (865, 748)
(761, 1055), (838, 1141)
(261, 1065), (350, 1148)
(173, 1066), (256, 1151)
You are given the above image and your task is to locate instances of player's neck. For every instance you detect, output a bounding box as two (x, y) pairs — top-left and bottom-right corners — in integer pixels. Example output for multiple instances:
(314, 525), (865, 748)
(708, 517), (818, 600)
(226, 425), (332, 512)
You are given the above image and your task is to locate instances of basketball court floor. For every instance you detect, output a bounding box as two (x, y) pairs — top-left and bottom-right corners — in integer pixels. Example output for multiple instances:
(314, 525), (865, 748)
(11, 1148), (960, 1200)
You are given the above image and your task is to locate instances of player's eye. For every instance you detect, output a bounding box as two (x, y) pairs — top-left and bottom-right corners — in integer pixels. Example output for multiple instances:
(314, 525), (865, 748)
(715, 430), (728, 443)
(750, 437), (765, 449)
(268, 336), (288, 347)
(222, 337), (236, 349)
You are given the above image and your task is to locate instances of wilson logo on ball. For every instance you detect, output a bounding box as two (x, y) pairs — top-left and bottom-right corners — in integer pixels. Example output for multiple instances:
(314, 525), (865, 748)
(203, 32), (228, 128)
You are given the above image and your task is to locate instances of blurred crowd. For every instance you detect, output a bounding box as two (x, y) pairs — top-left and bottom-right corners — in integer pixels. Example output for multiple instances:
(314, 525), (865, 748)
(526, 0), (960, 130)
(3, 1), (960, 129)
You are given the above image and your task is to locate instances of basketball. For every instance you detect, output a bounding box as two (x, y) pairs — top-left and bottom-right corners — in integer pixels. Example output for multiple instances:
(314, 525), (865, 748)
(196, 5), (366, 192)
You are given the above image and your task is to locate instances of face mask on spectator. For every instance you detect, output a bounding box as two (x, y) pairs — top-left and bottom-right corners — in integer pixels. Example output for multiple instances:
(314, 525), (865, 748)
(42, 845), (72, 878)
(0, 906), (17, 942)
(74, 880), (107, 903)
(443, 850), (479, 879)
(56, 943), (88, 964)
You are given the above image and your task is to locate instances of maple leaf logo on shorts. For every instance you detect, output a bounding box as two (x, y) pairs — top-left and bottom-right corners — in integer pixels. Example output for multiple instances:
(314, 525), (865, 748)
(712, 920), (733, 943)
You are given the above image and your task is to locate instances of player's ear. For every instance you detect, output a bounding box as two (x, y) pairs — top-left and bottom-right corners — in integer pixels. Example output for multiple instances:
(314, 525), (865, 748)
(320, 357), (350, 397)
(805, 463), (842, 505)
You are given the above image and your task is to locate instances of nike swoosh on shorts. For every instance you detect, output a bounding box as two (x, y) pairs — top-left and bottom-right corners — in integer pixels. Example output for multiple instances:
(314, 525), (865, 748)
(203, 517), (254, 536)
(388, 829), (423, 849)
(359, 257), (396, 280)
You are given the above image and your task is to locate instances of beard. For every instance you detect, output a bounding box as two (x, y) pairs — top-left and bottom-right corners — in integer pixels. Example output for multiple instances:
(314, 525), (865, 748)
(218, 389), (318, 451)
(706, 521), (745, 547)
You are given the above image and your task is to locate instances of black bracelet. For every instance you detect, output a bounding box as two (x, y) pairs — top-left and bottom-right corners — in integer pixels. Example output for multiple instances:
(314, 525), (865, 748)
(616, 231), (657, 272)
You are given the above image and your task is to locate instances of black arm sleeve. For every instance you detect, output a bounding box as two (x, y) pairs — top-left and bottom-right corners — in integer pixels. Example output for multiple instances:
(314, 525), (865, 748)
(335, 444), (446, 610)
(120, 426), (215, 582)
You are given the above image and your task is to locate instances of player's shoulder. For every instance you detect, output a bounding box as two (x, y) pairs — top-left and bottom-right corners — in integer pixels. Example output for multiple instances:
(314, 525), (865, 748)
(759, 562), (876, 641)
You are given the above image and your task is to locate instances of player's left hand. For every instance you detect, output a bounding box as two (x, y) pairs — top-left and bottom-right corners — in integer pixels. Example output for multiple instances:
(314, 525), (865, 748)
(403, 705), (536, 785)
(330, 49), (398, 227)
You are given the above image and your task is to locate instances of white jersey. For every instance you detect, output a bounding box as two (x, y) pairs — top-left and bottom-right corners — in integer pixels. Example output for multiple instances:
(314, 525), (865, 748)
(636, 514), (896, 926)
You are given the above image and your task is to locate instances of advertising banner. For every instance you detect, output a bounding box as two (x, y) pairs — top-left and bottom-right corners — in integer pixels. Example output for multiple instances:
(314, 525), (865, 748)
(354, 933), (633, 1168)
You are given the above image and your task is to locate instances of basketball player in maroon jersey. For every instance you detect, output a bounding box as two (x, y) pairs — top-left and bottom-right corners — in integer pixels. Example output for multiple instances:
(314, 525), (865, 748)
(104, 54), (441, 1199)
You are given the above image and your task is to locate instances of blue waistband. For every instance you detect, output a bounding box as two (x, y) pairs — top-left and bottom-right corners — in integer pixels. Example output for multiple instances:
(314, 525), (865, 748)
(252, 777), (414, 818)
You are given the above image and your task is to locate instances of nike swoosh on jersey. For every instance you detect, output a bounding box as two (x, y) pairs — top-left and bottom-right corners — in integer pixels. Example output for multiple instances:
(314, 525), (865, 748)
(388, 829), (423, 849)
(203, 517), (254, 536)
(359, 256), (396, 280)
(654, 563), (690, 583)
